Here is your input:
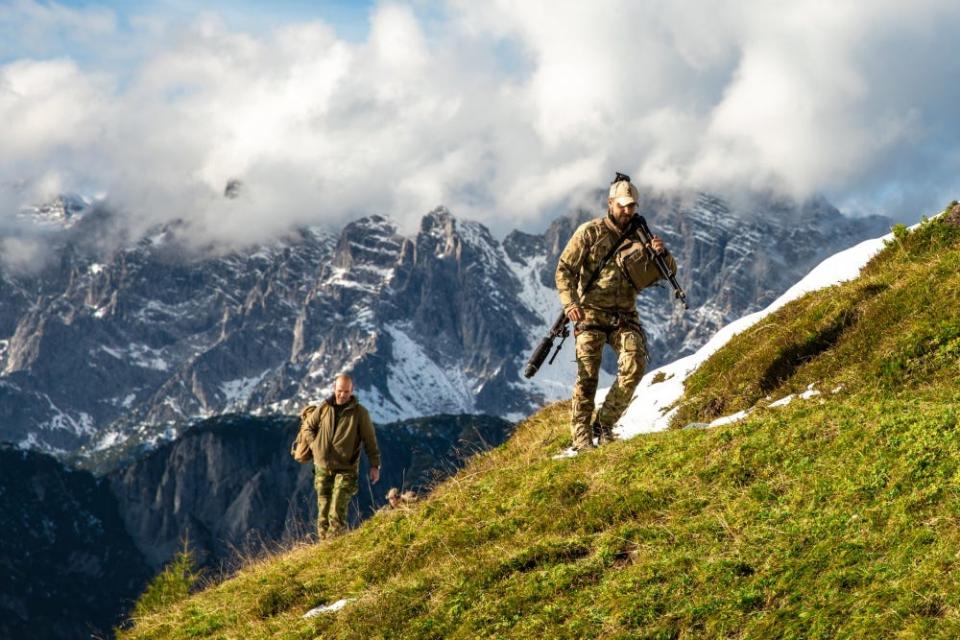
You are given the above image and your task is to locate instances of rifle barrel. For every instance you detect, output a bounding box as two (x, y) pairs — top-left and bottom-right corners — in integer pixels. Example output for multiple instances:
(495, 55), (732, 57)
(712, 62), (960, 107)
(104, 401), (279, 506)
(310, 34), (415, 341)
(637, 216), (688, 309)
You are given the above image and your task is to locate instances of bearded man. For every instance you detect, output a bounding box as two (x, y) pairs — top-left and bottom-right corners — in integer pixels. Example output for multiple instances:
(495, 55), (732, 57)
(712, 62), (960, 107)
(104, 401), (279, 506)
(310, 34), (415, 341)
(555, 175), (677, 451)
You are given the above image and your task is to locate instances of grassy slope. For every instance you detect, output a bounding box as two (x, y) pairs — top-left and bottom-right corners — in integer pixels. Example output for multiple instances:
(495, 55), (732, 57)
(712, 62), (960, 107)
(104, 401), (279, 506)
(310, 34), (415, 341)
(120, 207), (960, 640)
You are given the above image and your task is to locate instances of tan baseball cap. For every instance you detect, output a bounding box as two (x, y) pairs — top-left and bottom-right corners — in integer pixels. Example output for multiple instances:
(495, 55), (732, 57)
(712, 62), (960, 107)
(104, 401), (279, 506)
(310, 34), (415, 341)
(609, 179), (639, 206)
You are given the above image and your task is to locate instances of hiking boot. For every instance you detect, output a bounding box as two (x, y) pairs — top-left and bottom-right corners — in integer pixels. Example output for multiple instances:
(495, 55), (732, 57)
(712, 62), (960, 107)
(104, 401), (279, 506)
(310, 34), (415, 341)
(597, 422), (617, 445)
(572, 424), (596, 452)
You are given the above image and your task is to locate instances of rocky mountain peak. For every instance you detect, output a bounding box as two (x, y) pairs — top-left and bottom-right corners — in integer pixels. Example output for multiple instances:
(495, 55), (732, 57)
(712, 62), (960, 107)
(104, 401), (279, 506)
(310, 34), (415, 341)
(16, 194), (92, 229)
(332, 215), (403, 271)
(420, 206), (456, 235)
(416, 206), (462, 260)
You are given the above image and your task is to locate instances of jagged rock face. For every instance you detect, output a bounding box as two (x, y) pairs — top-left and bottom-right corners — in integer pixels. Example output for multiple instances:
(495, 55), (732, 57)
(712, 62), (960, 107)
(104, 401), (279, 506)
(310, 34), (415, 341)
(1, 206), (539, 460)
(1, 214), (336, 458)
(107, 412), (514, 570)
(0, 195), (889, 458)
(108, 415), (309, 570)
(0, 444), (150, 640)
(383, 212), (539, 414)
(278, 210), (537, 422)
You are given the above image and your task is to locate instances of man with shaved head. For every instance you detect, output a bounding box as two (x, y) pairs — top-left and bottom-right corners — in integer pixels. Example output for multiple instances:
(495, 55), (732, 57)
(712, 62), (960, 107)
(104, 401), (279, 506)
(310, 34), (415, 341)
(301, 373), (381, 539)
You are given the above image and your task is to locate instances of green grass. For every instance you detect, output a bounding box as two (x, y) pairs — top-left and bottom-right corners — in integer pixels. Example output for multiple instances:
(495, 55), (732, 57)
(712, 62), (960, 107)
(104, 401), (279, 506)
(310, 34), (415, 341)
(674, 207), (960, 426)
(120, 208), (960, 639)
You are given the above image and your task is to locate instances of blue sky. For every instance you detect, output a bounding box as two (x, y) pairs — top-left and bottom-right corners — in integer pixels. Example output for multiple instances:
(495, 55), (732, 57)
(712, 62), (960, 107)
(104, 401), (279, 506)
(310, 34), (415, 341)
(131, 0), (377, 39)
(1, 0), (378, 64)
(40, 0), (375, 30)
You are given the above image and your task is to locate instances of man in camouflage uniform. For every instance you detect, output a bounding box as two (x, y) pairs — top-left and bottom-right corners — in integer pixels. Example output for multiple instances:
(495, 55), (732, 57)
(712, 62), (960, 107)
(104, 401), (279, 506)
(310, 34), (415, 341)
(302, 373), (381, 538)
(555, 175), (677, 451)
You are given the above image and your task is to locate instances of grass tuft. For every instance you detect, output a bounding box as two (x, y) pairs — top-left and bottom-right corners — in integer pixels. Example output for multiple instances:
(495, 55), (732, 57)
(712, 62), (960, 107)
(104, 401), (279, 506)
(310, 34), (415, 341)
(131, 541), (201, 620)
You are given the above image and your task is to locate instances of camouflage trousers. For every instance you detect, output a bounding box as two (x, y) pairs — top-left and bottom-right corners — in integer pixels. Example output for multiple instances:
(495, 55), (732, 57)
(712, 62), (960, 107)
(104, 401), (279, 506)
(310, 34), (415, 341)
(315, 469), (358, 537)
(570, 312), (648, 448)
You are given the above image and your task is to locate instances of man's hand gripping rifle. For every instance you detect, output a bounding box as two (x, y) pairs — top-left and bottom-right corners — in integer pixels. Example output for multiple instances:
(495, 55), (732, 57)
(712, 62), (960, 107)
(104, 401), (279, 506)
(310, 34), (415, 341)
(635, 215), (688, 310)
(524, 310), (572, 379)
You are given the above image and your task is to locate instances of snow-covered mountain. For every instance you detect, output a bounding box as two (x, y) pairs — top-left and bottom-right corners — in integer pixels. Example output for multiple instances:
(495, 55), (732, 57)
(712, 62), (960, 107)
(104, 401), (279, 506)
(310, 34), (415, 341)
(15, 193), (94, 229)
(0, 193), (890, 461)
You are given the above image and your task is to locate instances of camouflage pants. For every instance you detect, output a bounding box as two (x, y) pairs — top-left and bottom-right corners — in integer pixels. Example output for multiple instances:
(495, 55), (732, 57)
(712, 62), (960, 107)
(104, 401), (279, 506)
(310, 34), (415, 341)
(571, 315), (648, 447)
(315, 469), (358, 537)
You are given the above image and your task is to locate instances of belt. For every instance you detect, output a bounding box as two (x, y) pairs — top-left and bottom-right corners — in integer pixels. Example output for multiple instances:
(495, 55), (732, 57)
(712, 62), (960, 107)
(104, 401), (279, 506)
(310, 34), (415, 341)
(574, 313), (643, 336)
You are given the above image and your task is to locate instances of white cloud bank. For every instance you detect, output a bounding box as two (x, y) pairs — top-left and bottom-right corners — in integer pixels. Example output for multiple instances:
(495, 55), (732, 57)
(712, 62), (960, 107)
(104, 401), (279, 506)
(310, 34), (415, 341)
(1, 0), (959, 249)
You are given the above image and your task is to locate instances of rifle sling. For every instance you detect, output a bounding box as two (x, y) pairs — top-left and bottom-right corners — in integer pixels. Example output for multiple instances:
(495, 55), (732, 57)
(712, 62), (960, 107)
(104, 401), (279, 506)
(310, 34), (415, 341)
(577, 215), (640, 303)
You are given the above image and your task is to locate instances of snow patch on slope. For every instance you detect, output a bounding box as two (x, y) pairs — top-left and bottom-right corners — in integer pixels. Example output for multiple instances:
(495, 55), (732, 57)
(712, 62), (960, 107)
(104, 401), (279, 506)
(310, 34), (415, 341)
(38, 394), (96, 437)
(221, 369), (271, 408)
(94, 430), (129, 451)
(610, 232), (895, 441)
(358, 324), (478, 423)
(382, 323), (475, 419)
(303, 598), (354, 618)
(100, 344), (170, 371)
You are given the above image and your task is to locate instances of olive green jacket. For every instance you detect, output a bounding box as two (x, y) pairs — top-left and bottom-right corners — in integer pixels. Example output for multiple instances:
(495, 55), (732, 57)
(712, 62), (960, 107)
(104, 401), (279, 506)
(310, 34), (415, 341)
(555, 215), (677, 314)
(304, 396), (381, 473)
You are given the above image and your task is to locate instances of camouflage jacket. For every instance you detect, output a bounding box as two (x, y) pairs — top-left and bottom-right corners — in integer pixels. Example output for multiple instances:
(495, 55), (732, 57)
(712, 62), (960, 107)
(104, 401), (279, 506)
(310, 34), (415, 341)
(304, 395), (381, 473)
(555, 215), (677, 314)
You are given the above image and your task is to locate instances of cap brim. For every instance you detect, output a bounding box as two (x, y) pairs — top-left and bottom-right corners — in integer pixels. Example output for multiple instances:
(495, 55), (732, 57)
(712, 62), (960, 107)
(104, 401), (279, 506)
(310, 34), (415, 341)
(614, 197), (637, 206)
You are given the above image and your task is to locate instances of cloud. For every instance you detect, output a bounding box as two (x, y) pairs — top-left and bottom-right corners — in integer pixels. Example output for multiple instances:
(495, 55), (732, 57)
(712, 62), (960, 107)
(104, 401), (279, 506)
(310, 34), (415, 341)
(1, 0), (960, 256)
(0, 235), (46, 273)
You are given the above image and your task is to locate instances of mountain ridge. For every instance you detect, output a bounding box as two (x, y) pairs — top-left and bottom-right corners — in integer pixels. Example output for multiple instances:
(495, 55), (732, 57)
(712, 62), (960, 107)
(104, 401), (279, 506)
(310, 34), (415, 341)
(0, 192), (890, 468)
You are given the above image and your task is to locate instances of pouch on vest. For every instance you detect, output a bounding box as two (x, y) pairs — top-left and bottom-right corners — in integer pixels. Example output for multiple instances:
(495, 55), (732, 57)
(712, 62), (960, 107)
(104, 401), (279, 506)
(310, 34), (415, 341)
(290, 404), (320, 464)
(616, 242), (662, 291)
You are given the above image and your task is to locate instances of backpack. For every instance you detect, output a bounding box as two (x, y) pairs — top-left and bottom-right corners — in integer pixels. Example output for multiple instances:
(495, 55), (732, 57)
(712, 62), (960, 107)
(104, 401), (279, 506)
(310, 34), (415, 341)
(616, 240), (664, 292)
(290, 404), (322, 464)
